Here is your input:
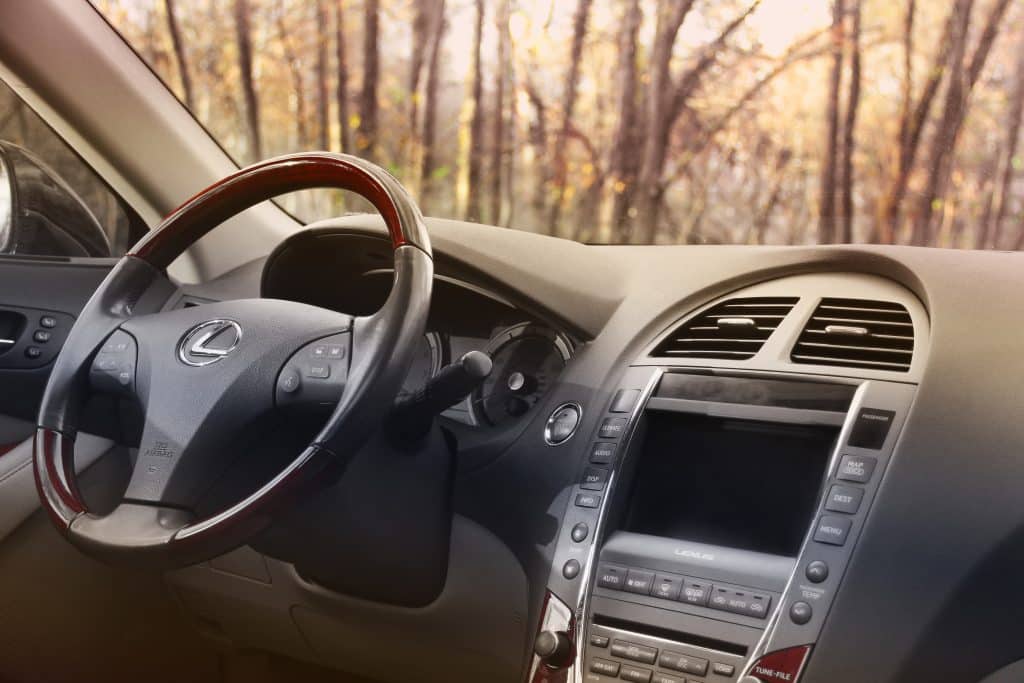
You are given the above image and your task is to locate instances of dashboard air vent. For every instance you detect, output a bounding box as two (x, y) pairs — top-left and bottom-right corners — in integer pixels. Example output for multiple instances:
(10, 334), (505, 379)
(792, 298), (914, 372)
(651, 297), (799, 360)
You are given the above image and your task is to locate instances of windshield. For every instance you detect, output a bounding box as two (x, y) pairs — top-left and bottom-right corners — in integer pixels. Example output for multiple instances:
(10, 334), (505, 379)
(94, 0), (1023, 249)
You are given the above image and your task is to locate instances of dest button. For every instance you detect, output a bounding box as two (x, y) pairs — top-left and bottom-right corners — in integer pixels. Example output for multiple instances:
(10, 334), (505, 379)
(825, 484), (864, 514)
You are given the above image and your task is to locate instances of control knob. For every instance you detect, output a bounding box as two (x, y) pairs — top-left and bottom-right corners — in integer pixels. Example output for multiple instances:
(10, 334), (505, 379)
(534, 630), (574, 669)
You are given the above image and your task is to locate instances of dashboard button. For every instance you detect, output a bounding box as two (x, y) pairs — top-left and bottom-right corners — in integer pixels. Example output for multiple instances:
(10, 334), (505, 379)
(610, 640), (657, 665)
(814, 515), (852, 545)
(659, 651), (708, 676)
(610, 389), (641, 413)
(589, 658), (620, 676)
(571, 522), (589, 542)
(651, 573), (683, 601)
(652, 674), (682, 683)
(624, 569), (655, 595)
(837, 455), (877, 483)
(789, 601), (813, 625)
(545, 403), (582, 445)
(33, 330), (51, 343)
(562, 559), (581, 580)
(825, 484), (864, 514)
(805, 560), (829, 583)
(596, 564), (627, 590)
(590, 442), (616, 465)
(847, 408), (895, 449)
(589, 634), (609, 648)
(581, 467), (608, 491)
(713, 662), (736, 676)
(598, 417), (627, 439)
(39, 315), (57, 328)
(619, 665), (653, 683)
(680, 579), (710, 606)
(575, 493), (601, 508)
(24, 346), (42, 359)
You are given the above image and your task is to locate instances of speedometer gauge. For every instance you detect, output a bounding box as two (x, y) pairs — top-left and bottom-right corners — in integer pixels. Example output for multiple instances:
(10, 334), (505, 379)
(472, 323), (572, 427)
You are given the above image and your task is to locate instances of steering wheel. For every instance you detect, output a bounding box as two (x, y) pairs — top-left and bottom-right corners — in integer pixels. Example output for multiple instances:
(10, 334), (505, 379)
(33, 153), (432, 568)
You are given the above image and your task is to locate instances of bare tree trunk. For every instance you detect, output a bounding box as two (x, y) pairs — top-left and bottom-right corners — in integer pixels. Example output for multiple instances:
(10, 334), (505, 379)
(408, 0), (432, 135)
(358, 0), (380, 160)
(165, 0), (194, 110)
(609, 0), (643, 242)
(819, 0), (844, 244)
(899, 0), (915, 152)
(525, 77), (548, 217)
(335, 0), (351, 153)
(316, 0), (330, 150)
(464, 0), (485, 222)
(987, 39), (1024, 249)
(912, 0), (1011, 244)
(877, 0), (960, 243)
(755, 149), (793, 244)
(489, 0), (510, 225)
(839, 0), (861, 243)
(420, 0), (447, 198)
(233, 0), (261, 162)
(277, 5), (309, 148)
(546, 0), (594, 236)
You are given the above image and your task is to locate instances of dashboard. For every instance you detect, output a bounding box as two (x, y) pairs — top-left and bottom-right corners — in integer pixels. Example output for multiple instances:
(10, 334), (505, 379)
(161, 216), (1024, 683)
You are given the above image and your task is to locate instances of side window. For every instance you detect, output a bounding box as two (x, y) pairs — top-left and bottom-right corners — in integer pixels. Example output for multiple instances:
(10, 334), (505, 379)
(0, 78), (146, 257)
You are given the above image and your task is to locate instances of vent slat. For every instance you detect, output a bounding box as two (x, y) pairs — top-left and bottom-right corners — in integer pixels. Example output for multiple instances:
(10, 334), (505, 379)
(652, 297), (798, 360)
(792, 298), (914, 372)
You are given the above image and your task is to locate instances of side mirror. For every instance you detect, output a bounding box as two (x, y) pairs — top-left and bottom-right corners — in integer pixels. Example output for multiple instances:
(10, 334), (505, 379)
(0, 141), (111, 257)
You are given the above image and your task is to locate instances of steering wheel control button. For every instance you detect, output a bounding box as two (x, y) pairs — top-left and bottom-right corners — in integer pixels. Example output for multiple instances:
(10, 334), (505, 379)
(806, 560), (829, 583)
(562, 559), (581, 579)
(589, 659), (620, 676)
(590, 442), (616, 465)
(90, 330), (137, 396)
(681, 579), (711, 606)
(825, 484), (864, 514)
(39, 315), (57, 328)
(624, 569), (656, 595)
(598, 417), (627, 439)
(570, 522), (589, 542)
(619, 665), (653, 682)
(545, 402), (582, 445)
(610, 388), (641, 413)
(847, 407), (896, 449)
(789, 601), (813, 625)
(814, 515), (853, 545)
(651, 573), (683, 601)
(279, 370), (301, 393)
(837, 454), (877, 483)
(611, 640), (657, 665)
(311, 344), (328, 358)
(306, 364), (330, 379)
(580, 467), (608, 491)
(327, 344), (345, 359)
(596, 564), (627, 590)
(575, 492), (601, 508)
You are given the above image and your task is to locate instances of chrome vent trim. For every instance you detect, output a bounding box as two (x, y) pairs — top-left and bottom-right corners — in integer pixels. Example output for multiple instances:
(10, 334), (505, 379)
(792, 298), (914, 372)
(651, 297), (799, 360)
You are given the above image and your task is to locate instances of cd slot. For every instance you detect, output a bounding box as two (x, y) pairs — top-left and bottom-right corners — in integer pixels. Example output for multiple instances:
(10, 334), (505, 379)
(592, 615), (748, 657)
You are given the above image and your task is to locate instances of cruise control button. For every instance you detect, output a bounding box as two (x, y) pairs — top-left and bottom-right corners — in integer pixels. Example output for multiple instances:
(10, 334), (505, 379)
(575, 492), (601, 508)
(619, 665), (652, 683)
(610, 640), (657, 665)
(814, 515), (852, 545)
(598, 417), (627, 439)
(825, 484), (864, 514)
(624, 569), (655, 595)
(590, 442), (616, 465)
(837, 455), (877, 483)
(596, 564), (627, 590)
(581, 467), (609, 491)
(589, 658), (619, 676)
(651, 573), (683, 601)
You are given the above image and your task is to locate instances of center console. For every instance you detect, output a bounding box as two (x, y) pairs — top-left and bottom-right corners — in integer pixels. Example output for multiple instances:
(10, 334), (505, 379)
(532, 366), (915, 683)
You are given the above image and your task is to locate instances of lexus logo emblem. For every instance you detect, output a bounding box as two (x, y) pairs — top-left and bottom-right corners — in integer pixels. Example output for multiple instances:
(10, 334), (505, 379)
(177, 319), (242, 366)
